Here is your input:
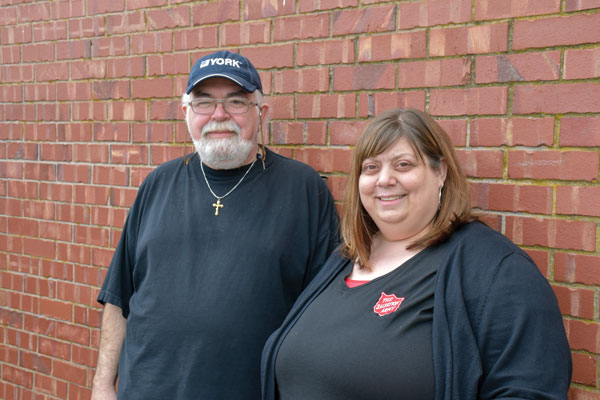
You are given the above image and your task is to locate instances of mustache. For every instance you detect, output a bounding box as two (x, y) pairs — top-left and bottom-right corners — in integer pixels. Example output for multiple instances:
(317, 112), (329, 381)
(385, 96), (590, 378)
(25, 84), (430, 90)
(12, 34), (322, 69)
(201, 120), (242, 137)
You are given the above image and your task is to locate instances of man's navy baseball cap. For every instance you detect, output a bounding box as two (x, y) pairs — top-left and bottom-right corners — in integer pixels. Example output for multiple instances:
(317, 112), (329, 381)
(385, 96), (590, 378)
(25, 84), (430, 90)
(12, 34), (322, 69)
(186, 50), (263, 95)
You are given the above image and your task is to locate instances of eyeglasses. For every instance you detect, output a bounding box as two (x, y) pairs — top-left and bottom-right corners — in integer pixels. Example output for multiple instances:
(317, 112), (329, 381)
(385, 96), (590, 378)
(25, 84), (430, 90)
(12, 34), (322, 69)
(186, 97), (258, 115)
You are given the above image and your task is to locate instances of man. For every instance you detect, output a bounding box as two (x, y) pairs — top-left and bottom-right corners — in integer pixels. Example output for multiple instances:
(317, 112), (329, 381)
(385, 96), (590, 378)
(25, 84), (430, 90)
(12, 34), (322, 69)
(91, 50), (339, 399)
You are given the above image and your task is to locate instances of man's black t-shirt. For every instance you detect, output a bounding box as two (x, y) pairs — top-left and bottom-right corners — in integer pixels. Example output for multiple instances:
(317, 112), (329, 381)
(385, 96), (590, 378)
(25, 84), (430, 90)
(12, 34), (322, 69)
(98, 149), (339, 399)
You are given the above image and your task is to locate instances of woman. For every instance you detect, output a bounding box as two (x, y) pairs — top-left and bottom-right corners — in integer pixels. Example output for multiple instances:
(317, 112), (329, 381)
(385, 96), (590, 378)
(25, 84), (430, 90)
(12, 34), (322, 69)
(262, 108), (572, 399)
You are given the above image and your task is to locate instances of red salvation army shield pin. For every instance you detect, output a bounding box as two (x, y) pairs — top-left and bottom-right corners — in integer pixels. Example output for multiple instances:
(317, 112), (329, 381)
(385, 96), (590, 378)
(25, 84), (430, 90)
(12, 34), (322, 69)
(373, 292), (405, 317)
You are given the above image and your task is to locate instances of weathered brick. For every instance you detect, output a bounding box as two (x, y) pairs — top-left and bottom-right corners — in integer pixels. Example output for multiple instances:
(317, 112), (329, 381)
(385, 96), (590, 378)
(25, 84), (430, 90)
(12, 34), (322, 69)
(174, 27), (219, 51)
(297, 93), (355, 119)
(560, 116), (600, 147)
(430, 23), (508, 56)
(471, 117), (554, 147)
(358, 91), (426, 117)
(192, 0), (239, 25)
(508, 150), (598, 181)
(297, 39), (355, 66)
(358, 31), (427, 62)
(564, 47), (600, 79)
(475, 0), (560, 20)
(240, 45), (294, 69)
(333, 64), (396, 91)
(557, 186), (600, 217)
(220, 21), (270, 46)
(514, 13), (600, 49)
(148, 6), (190, 30)
(506, 217), (596, 252)
(332, 5), (395, 36)
(398, 58), (471, 88)
(398, 0), (471, 29)
(456, 149), (504, 178)
(514, 83), (600, 114)
(470, 182), (552, 214)
(273, 68), (329, 94)
(274, 14), (329, 41)
(476, 51), (560, 83)
(429, 87), (507, 116)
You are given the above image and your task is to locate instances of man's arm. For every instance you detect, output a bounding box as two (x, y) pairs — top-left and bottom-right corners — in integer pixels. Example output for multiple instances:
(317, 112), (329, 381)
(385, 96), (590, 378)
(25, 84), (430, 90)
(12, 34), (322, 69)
(92, 303), (127, 400)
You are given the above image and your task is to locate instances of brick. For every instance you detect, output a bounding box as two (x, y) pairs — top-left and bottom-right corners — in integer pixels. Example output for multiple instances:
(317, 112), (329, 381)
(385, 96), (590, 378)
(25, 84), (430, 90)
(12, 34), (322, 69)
(20, 351), (51, 374)
(148, 53), (189, 76)
(23, 201), (54, 220)
(150, 146), (185, 165)
(475, 0), (560, 20)
(93, 123), (130, 142)
(148, 6), (190, 30)
(429, 87), (507, 116)
(332, 5), (395, 36)
(192, 0), (239, 25)
(149, 100), (181, 121)
(358, 91), (426, 117)
(40, 143), (72, 162)
(220, 21), (270, 46)
(398, 0), (471, 29)
(56, 164), (90, 184)
(71, 344), (97, 367)
(398, 58), (471, 88)
(51, 0), (85, 19)
(35, 62), (70, 82)
(476, 51), (560, 83)
(358, 31), (426, 62)
(22, 43), (54, 63)
(57, 204), (91, 225)
(131, 32), (173, 54)
(273, 68), (329, 94)
(297, 93), (355, 119)
(7, 181), (38, 200)
(566, 0), (600, 10)
(24, 162), (56, 181)
(110, 187), (138, 207)
(39, 182), (73, 203)
(561, 116), (600, 147)
(92, 36), (129, 57)
(570, 352), (598, 386)
(1, 365), (33, 388)
(471, 182), (552, 214)
(72, 102), (107, 122)
(2, 65), (34, 83)
(240, 45), (294, 69)
(57, 280), (93, 307)
(39, 298), (72, 322)
(266, 95), (293, 119)
(243, 0), (295, 19)
(1, 45), (21, 64)
(17, 2), (51, 23)
(1, 84), (23, 103)
(569, 387), (600, 399)
(133, 123), (173, 143)
(334, 64), (396, 90)
(0, 5), (17, 25)
(39, 221), (71, 242)
(110, 99), (146, 121)
(128, 0), (168, 8)
(299, 0), (358, 12)
(508, 150), (598, 181)
(297, 39), (355, 66)
(0, 24), (32, 45)
(88, 0), (125, 15)
(106, 12), (146, 35)
(111, 145), (149, 165)
(132, 78), (173, 99)
(523, 249), (550, 277)
(553, 286), (595, 320)
(131, 167), (155, 187)
(68, 16), (105, 38)
(565, 47), (600, 79)
(557, 186), (600, 217)
(37, 103), (71, 122)
(34, 373), (68, 398)
(506, 217), (596, 252)
(23, 238), (55, 259)
(294, 148), (352, 173)
(514, 13), (600, 50)
(7, 142), (38, 160)
(455, 149), (503, 178)
(73, 185), (110, 206)
(57, 242), (91, 265)
(174, 27), (219, 51)
(70, 60), (106, 80)
(56, 39), (91, 60)
(430, 23), (508, 56)
(107, 57), (146, 79)
(471, 117), (554, 147)
(330, 120), (368, 146)
(274, 14), (329, 41)
(515, 83), (600, 114)
(93, 166), (129, 186)
(565, 319), (600, 353)
(554, 251), (600, 292)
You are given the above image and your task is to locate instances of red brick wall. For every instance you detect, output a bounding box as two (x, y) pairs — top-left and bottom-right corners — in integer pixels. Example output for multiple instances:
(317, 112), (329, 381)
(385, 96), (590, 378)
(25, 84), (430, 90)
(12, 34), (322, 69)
(1, 0), (599, 398)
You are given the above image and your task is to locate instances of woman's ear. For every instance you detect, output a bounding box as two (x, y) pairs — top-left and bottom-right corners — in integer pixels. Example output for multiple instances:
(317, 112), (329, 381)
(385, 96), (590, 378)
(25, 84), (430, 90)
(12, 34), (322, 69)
(437, 158), (448, 187)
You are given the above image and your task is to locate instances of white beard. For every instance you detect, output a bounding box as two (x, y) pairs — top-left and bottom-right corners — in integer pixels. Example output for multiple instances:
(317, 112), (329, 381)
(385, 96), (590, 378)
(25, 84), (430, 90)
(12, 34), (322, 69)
(191, 120), (256, 170)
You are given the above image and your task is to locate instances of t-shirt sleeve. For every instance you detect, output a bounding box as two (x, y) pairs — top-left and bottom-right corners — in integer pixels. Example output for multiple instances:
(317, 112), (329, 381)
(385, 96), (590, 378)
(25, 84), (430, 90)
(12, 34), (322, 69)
(304, 177), (340, 287)
(475, 252), (572, 399)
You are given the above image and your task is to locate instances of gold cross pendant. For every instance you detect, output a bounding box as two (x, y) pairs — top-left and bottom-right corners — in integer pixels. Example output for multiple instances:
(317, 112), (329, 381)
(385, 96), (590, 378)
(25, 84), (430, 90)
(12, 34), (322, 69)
(212, 199), (224, 216)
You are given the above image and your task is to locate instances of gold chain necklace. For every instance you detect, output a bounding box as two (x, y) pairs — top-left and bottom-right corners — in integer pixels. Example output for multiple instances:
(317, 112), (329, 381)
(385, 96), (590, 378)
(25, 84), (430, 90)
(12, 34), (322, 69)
(199, 157), (257, 216)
